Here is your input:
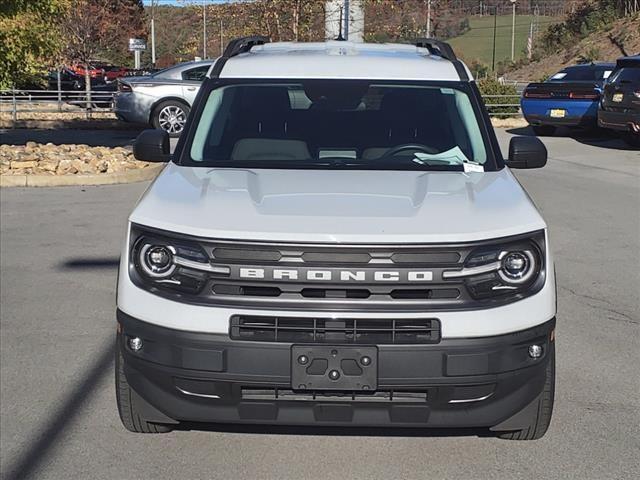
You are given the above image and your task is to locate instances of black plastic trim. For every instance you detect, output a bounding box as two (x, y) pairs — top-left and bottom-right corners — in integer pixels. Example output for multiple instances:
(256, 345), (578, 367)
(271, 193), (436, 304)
(117, 311), (556, 428)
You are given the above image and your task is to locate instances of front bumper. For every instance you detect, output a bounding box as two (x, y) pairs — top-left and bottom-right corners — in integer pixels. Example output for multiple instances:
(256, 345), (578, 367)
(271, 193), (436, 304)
(118, 310), (555, 428)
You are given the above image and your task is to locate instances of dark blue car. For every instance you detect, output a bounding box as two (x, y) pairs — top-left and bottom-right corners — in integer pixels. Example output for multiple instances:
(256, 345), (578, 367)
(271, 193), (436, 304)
(521, 63), (615, 136)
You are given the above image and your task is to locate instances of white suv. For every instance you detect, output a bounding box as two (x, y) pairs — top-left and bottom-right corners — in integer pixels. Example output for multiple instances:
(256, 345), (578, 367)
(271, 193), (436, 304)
(116, 37), (556, 440)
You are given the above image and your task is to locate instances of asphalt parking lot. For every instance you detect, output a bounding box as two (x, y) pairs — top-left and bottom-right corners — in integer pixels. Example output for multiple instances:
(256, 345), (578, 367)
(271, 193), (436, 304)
(1, 128), (639, 480)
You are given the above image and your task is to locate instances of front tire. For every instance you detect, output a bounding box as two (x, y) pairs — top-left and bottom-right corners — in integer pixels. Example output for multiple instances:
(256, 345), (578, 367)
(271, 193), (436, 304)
(498, 345), (555, 440)
(532, 125), (556, 137)
(151, 100), (190, 138)
(115, 346), (173, 433)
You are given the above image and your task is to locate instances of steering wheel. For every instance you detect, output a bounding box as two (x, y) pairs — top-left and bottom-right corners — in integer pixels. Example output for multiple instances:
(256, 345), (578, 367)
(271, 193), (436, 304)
(380, 143), (438, 159)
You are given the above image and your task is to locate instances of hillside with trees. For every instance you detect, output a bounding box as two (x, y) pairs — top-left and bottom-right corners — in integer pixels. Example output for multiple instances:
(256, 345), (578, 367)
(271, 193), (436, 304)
(505, 0), (639, 80)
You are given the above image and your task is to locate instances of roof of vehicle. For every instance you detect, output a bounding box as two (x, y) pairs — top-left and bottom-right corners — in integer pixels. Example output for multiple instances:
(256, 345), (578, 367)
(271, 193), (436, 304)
(152, 60), (214, 80)
(560, 62), (616, 70)
(616, 55), (640, 68)
(217, 41), (470, 81)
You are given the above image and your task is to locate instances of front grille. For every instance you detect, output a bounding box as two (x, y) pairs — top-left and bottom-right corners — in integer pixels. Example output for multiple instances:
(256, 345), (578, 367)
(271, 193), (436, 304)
(241, 387), (429, 403)
(131, 225), (546, 311)
(230, 315), (441, 344)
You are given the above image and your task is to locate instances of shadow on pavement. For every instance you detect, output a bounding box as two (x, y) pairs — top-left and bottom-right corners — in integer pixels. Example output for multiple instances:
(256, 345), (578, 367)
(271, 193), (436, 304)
(0, 128), (143, 148)
(59, 257), (120, 270)
(3, 339), (115, 480)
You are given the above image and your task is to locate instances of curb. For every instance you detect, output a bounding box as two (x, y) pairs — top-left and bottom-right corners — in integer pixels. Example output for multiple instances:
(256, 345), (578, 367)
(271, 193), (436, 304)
(1, 164), (164, 188)
(490, 118), (528, 129)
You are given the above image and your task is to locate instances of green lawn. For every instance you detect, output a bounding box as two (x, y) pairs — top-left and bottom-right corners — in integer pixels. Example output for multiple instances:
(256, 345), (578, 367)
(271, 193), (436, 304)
(449, 15), (560, 67)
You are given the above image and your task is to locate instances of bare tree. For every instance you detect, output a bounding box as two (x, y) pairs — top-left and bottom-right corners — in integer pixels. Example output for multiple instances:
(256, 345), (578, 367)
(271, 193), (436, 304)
(60, 0), (144, 110)
(59, 0), (115, 114)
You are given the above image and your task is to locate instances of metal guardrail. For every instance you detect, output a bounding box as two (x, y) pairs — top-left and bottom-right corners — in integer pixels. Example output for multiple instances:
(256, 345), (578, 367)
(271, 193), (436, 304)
(481, 94), (523, 117)
(0, 89), (524, 121)
(0, 89), (116, 121)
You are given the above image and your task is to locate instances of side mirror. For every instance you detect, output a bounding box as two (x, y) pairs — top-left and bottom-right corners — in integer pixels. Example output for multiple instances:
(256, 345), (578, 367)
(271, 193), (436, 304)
(507, 136), (547, 169)
(133, 129), (170, 162)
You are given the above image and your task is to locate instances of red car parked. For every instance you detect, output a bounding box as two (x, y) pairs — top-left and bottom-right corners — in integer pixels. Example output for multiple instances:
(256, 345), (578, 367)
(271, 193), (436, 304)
(70, 64), (106, 79)
(95, 64), (130, 82)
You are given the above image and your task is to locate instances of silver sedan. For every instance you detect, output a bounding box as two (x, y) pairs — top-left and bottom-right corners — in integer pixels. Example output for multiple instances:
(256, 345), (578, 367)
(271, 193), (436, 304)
(114, 60), (214, 136)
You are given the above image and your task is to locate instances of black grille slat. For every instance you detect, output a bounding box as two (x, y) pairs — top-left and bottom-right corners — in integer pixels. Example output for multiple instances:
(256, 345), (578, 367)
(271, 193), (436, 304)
(230, 315), (441, 344)
(391, 252), (461, 264)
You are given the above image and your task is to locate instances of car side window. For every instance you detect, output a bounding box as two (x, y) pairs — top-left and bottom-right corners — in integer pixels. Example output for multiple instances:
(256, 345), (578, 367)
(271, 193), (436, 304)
(182, 66), (209, 82)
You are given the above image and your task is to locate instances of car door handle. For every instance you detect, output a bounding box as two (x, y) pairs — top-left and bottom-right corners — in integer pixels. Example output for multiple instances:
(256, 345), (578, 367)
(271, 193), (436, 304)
(186, 87), (196, 91)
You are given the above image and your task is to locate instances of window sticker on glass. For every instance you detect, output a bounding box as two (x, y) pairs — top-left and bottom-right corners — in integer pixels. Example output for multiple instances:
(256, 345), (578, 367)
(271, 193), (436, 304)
(550, 72), (567, 80)
(414, 146), (473, 165)
(603, 71), (612, 79)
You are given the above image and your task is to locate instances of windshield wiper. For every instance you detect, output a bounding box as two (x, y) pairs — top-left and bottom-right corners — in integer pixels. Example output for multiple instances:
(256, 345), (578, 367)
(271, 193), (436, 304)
(199, 158), (466, 171)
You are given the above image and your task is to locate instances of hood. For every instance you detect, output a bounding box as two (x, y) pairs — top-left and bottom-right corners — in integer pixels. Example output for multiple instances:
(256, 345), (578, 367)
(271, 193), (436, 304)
(130, 164), (546, 243)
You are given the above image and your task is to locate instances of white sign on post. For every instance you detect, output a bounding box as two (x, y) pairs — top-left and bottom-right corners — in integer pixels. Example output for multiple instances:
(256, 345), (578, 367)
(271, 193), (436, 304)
(129, 38), (146, 70)
(128, 38), (147, 51)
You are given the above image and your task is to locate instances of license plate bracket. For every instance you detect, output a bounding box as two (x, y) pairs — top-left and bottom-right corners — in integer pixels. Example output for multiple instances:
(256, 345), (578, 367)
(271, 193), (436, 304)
(291, 345), (378, 391)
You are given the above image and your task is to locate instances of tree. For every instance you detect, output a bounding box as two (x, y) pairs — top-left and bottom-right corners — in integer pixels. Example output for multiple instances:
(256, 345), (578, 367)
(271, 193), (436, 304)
(59, 0), (147, 109)
(0, 0), (68, 89)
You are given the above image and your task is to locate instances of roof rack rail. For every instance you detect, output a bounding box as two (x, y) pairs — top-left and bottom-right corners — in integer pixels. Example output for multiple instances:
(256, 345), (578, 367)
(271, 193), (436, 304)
(210, 35), (270, 78)
(415, 38), (468, 81)
(222, 35), (270, 58)
(415, 38), (457, 62)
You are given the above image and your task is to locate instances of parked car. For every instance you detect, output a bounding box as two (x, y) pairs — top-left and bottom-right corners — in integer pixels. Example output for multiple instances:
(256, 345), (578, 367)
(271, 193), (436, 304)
(47, 69), (114, 108)
(114, 60), (214, 136)
(94, 64), (130, 82)
(47, 68), (102, 91)
(598, 55), (640, 147)
(70, 64), (106, 79)
(521, 62), (615, 136)
(117, 37), (556, 440)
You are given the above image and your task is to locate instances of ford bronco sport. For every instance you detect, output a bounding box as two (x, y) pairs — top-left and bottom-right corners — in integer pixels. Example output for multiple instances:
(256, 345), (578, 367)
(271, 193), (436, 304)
(116, 37), (556, 440)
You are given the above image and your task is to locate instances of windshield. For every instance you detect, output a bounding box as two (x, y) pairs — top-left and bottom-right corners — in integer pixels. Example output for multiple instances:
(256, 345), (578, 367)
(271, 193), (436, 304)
(549, 66), (613, 82)
(187, 81), (491, 171)
(609, 67), (640, 83)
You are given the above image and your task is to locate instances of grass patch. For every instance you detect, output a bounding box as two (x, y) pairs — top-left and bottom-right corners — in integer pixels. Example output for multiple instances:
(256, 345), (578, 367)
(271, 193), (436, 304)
(449, 15), (560, 67)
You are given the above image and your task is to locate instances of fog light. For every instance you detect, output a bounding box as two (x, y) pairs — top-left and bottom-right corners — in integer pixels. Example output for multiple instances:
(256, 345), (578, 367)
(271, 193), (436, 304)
(129, 337), (143, 352)
(528, 344), (543, 359)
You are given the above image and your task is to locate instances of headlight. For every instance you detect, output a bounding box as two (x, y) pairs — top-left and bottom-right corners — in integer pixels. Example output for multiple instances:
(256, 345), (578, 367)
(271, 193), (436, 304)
(130, 227), (225, 295)
(498, 250), (536, 284)
(443, 234), (545, 301)
(139, 244), (176, 278)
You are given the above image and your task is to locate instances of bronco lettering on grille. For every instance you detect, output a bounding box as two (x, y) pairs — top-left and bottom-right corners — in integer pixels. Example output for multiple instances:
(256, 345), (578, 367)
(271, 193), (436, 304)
(237, 268), (433, 282)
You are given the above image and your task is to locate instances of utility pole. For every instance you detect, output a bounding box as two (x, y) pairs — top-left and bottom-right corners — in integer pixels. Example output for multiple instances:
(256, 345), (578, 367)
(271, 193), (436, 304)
(527, 20), (533, 60)
(426, 0), (432, 37)
(220, 19), (223, 56)
(150, 0), (156, 66)
(510, 0), (517, 61)
(203, 0), (207, 59)
(344, 0), (350, 40)
(491, 6), (497, 73)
